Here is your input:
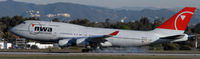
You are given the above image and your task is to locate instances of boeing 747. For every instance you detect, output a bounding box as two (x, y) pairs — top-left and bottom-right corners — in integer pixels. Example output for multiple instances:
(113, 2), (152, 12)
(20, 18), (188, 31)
(10, 7), (196, 52)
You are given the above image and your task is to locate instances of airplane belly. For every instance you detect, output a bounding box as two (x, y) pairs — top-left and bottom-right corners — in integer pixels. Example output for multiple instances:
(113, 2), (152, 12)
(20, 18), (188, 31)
(107, 38), (143, 46)
(35, 34), (56, 40)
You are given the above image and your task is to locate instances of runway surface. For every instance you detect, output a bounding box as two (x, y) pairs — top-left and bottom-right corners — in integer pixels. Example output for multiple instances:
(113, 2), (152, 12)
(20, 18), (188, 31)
(0, 52), (200, 56)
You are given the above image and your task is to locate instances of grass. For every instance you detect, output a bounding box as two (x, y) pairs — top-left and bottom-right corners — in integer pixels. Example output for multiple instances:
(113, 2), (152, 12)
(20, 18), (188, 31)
(148, 50), (200, 54)
(0, 47), (82, 53)
(0, 49), (200, 59)
(0, 55), (199, 59)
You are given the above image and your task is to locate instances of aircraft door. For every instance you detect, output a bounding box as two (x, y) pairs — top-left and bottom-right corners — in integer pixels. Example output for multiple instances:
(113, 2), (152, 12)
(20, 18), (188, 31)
(141, 37), (148, 45)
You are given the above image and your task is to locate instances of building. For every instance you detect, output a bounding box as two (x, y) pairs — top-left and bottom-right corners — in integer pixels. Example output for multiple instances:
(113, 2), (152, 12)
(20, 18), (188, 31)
(15, 38), (26, 49)
(27, 42), (53, 49)
(0, 41), (12, 49)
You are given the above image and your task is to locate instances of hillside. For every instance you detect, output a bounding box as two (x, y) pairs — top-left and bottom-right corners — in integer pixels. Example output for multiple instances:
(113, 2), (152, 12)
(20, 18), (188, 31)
(0, 0), (199, 24)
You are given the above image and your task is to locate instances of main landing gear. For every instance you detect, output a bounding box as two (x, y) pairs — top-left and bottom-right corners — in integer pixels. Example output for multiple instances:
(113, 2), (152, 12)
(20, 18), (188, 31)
(81, 42), (103, 52)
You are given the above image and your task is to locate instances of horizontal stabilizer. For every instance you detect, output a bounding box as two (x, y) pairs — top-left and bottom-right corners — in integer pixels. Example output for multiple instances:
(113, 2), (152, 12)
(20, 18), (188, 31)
(160, 35), (185, 39)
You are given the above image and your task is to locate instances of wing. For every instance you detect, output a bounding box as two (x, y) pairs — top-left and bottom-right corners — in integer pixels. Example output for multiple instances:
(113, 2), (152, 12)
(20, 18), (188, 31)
(57, 31), (119, 49)
(86, 31), (119, 43)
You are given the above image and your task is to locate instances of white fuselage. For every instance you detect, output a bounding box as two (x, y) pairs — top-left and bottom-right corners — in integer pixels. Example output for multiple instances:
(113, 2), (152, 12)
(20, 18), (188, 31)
(10, 20), (186, 47)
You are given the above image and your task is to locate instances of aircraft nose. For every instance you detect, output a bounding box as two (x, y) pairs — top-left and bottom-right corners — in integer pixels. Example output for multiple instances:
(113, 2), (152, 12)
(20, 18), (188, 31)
(9, 27), (17, 34)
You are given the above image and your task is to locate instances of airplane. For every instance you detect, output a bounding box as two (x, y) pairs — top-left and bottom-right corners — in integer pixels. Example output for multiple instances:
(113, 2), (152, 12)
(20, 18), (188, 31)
(10, 7), (196, 52)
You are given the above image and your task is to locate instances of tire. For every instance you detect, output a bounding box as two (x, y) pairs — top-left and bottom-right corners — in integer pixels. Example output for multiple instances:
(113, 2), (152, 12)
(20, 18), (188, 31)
(81, 49), (90, 52)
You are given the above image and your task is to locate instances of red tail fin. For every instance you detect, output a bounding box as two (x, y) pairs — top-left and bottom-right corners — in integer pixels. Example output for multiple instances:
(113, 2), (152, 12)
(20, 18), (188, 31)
(157, 7), (196, 31)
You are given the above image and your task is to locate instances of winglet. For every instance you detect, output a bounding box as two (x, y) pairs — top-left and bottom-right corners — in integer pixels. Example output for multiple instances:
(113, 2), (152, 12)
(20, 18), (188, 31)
(109, 31), (119, 36)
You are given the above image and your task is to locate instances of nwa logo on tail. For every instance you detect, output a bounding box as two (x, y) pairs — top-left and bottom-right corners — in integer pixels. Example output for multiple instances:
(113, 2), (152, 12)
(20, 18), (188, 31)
(28, 22), (52, 35)
(157, 7), (196, 31)
(174, 11), (194, 30)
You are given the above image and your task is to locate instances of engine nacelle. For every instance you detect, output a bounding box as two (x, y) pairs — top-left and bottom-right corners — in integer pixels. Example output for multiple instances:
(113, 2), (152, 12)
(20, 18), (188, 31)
(58, 39), (71, 47)
(100, 41), (112, 47)
(76, 38), (87, 46)
(172, 34), (188, 42)
(58, 38), (88, 47)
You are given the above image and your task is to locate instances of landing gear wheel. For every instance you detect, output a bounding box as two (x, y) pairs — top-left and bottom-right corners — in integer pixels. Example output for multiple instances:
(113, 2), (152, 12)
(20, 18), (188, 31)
(90, 42), (103, 50)
(81, 49), (90, 52)
(60, 46), (65, 49)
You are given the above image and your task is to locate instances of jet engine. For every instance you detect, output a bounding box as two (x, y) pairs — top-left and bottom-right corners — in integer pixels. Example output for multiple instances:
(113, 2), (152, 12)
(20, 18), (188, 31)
(58, 38), (88, 47)
(58, 39), (72, 47)
(58, 38), (110, 49)
(76, 38), (88, 46)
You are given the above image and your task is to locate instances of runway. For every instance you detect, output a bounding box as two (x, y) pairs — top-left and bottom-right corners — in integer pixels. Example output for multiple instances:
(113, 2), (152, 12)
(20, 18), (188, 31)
(0, 52), (199, 56)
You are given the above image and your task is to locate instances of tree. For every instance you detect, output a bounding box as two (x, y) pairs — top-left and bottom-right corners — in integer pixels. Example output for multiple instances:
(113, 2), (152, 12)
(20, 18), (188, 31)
(0, 16), (40, 42)
(25, 17), (40, 20)
(149, 44), (163, 50)
(104, 18), (110, 28)
(152, 19), (162, 29)
(136, 17), (153, 30)
(69, 19), (90, 26)
(192, 23), (200, 34)
(52, 18), (59, 22)
(184, 26), (193, 34)
(163, 43), (178, 50)
(179, 45), (191, 50)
